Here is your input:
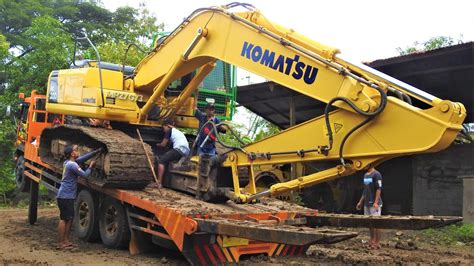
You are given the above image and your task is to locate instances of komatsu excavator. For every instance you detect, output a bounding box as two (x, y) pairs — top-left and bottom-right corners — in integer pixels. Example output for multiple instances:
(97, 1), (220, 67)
(39, 3), (466, 203)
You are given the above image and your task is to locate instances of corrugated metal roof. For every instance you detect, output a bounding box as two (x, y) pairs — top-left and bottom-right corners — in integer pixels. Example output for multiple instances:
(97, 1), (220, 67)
(237, 42), (473, 127)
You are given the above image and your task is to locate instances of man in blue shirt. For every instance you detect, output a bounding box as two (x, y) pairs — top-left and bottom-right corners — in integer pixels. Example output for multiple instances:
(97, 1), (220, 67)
(194, 103), (226, 155)
(356, 165), (383, 249)
(57, 145), (96, 250)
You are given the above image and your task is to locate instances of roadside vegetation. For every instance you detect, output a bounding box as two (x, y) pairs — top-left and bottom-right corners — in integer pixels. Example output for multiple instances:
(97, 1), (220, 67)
(0, 0), (162, 200)
(422, 223), (474, 245)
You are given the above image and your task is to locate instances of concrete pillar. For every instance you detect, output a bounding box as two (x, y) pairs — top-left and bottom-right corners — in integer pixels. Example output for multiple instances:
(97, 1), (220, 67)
(460, 175), (474, 223)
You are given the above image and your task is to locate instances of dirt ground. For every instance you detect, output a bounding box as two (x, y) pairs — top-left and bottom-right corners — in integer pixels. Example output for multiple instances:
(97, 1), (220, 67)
(0, 207), (472, 265)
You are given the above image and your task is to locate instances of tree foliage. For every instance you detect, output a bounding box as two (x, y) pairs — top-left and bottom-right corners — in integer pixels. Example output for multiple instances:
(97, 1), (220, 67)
(7, 16), (73, 94)
(0, 33), (10, 89)
(397, 36), (463, 56)
(89, 41), (148, 67)
(0, 0), (162, 196)
(0, 91), (17, 194)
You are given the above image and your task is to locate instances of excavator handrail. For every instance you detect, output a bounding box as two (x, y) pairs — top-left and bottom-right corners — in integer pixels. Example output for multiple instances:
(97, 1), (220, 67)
(72, 32), (106, 108)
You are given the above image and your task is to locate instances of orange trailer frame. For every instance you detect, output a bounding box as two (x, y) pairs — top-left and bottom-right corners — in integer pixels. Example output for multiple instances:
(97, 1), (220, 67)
(15, 92), (357, 265)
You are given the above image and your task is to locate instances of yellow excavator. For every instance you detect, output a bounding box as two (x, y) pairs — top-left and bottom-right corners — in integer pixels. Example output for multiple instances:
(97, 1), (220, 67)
(40, 3), (466, 203)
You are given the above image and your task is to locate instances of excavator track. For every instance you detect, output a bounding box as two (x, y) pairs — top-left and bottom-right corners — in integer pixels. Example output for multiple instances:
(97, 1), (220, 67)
(40, 125), (153, 189)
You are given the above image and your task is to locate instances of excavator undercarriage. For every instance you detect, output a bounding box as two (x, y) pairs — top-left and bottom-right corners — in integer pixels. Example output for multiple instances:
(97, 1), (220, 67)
(39, 124), (244, 201)
(39, 125), (153, 188)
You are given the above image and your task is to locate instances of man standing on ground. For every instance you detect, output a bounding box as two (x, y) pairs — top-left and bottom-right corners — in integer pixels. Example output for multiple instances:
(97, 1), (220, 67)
(194, 102), (226, 155)
(156, 118), (190, 188)
(57, 145), (96, 250)
(356, 165), (383, 249)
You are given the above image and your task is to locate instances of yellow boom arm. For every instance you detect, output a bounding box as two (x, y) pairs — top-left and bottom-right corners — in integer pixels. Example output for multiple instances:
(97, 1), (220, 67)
(45, 3), (466, 202)
(131, 4), (465, 202)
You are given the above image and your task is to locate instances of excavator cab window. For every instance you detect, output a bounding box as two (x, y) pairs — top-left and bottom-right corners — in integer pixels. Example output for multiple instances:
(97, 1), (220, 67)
(33, 98), (47, 123)
(19, 103), (29, 123)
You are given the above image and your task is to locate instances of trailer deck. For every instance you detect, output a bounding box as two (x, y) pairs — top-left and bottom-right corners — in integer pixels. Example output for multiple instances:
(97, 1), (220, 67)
(22, 157), (463, 265)
(90, 182), (358, 263)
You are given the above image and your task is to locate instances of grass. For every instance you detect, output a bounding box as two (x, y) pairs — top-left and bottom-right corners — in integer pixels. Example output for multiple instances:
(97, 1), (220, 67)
(422, 223), (474, 245)
(0, 198), (57, 209)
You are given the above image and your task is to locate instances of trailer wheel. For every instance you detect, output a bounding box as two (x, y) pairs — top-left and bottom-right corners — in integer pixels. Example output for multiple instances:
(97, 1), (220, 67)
(99, 197), (130, 248)
(15, 155), (30, 192)
(74, 189), (100, 242)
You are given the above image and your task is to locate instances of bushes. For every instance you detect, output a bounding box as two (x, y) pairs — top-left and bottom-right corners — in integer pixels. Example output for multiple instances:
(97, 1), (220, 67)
(423, 223), (474, 245)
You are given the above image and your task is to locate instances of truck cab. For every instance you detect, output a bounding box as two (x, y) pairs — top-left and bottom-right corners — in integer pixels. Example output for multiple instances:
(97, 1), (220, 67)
(14, 90), (63, 192)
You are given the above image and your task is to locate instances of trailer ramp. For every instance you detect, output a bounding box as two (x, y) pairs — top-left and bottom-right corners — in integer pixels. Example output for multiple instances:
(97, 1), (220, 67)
(196, 218), (358, 245)
(306, 213), (463, 230)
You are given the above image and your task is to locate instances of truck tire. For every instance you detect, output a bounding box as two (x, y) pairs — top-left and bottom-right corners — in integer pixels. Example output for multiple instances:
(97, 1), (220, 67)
(74, 189), (100, 242)
(15, 155), (30, 192)
(99, 197), (130, 249)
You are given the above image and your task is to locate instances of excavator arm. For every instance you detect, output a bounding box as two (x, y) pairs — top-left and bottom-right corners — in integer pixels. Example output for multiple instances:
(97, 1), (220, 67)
(131, 3), (466, 202)
(43, 3), (466, 202)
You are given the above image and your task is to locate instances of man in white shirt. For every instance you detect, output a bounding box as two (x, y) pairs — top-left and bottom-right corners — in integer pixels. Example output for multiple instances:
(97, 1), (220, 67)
(156, 118), (190, 188)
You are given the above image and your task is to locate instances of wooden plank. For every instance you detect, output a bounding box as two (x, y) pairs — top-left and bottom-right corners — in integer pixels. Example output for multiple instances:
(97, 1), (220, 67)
(130, 225), (172, 240)
(195, 218), (357, 245)
(25, 161), (61, 183)
(24, 171), (40, 183)
(306, 213), (463, 230)
(129, 212), (162, 226)
(40, 180), (58, 193)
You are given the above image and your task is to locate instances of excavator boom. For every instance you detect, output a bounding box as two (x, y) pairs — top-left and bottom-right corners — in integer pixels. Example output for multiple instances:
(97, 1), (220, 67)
(130, 4), (466, 201)
(43, 3), (466, 202)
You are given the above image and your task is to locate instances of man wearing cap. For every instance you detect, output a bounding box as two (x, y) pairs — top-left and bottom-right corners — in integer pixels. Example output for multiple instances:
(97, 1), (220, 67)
(194, 102), (226, 155)
(57, 145), (96, 250)
(156, 118), (190, 188)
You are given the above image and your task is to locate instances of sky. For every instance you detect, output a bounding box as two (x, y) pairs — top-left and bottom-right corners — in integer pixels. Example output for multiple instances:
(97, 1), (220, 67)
(101, 0), (473, 85)
(102, 0), (473, 61)
(101, 0), (473, 125)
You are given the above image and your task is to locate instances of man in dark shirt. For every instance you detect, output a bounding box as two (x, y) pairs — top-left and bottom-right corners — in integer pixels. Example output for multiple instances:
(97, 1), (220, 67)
(356, 165), (383, 249)
(57, 145), (96, 250)
(194, 102), (226, 155)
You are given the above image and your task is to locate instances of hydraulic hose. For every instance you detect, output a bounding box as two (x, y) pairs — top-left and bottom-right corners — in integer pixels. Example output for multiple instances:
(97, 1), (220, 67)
(323, 84), (388, 165)
(188, 120), (248, 159)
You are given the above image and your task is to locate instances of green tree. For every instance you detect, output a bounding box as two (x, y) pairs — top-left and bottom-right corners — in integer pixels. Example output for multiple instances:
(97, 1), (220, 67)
(237, 108), (281, 142)
(0, 33), (9, 89)
(0, 1), (162, 196)
(219, 121), (252, 147)
(1, 1), (162, 69)
(253, 119), (280, 141)
(1, 0), (101, 49)
(81, 5), (162, 66)
(397, 36), (463, 55)
(0, 91), (17, 197)
(88, 41), (148, 67)
(0, 34), (8, 61)
(106, 6), (162, 44)
(7, 16), (73, 94)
